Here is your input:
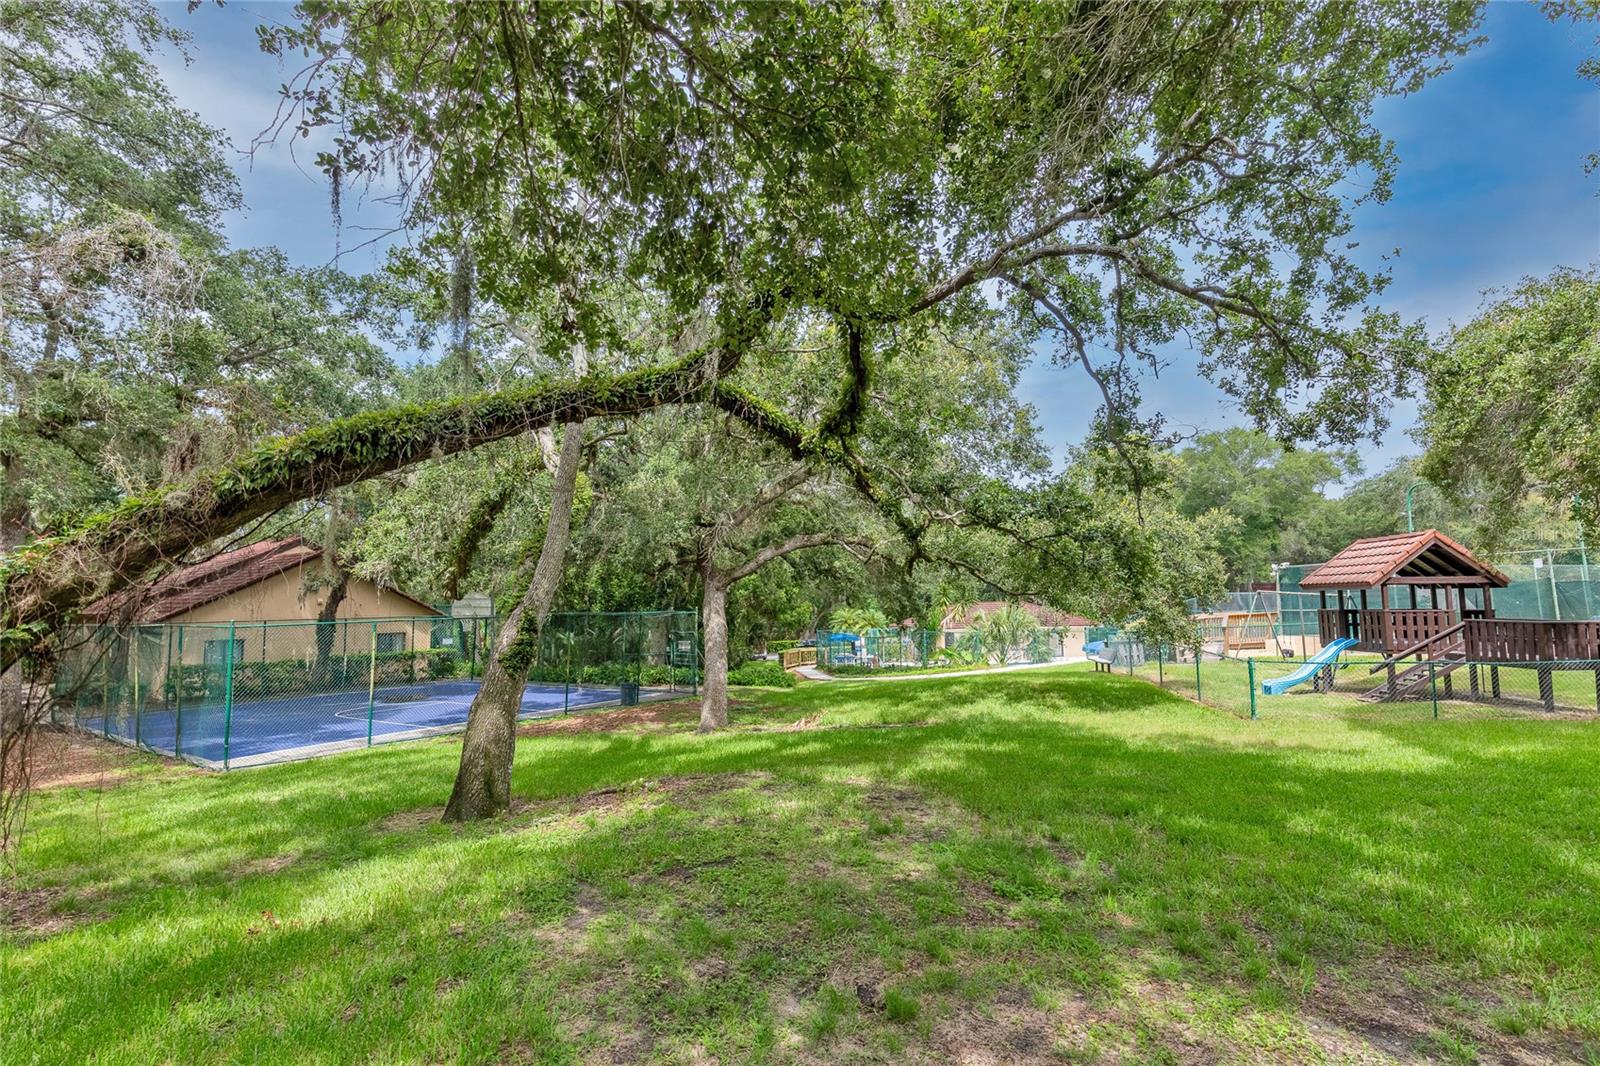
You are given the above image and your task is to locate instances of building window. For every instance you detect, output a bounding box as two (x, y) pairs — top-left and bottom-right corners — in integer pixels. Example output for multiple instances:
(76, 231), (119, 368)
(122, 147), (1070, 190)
(203, 639), (245, 666)
(375, 632), (406, 654)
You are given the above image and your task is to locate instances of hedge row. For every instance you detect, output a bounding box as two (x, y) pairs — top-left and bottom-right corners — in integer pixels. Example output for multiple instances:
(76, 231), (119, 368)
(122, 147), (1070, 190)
(727, 660), (795, 687)
(826, 661), (989, 677)
(525, 663), (696, 687)
(165, 648), (462, 702)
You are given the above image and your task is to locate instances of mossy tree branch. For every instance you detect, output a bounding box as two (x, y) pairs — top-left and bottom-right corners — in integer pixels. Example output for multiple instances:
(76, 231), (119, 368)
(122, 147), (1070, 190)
(0, 347), (739, 670)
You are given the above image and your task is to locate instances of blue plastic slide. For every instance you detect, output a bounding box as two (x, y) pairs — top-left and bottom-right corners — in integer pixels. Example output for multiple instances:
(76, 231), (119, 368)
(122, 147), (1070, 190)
(1259, 637), (1359, 696)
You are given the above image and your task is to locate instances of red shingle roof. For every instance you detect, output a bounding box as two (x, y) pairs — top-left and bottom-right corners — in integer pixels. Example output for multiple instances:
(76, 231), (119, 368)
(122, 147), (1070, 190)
(1297, 529), (1509, 590)
(83, 538), (439, 623)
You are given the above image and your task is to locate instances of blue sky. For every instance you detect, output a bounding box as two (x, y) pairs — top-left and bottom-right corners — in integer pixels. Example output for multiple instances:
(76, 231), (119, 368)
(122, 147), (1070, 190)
(156, 2), (1598, 481)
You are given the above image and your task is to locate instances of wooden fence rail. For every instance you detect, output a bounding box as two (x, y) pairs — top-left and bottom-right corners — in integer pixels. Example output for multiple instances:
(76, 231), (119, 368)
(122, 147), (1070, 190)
(779, 647), (816, 670)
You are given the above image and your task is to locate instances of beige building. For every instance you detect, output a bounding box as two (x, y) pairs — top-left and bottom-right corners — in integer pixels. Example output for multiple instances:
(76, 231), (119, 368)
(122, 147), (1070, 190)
(86, 537), (442, 666)
(937, 601), (1092, 661)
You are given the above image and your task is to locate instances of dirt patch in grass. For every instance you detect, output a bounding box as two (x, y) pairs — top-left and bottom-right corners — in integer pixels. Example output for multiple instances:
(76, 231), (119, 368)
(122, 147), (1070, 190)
(1305, 962), (1588, 1066)
(534, 772), (769, 822)
(530, 881), (610, 953)
(230, 853), (300, 877)
(930, 995), (1085, 1065)
(512, 698), (821, 738)
(0, 880), (105, 940)
(8, 727), (167, 793)
(373, 773), (774, 838)
(374, 805), (447, 832)
(516, 700), (707, 736)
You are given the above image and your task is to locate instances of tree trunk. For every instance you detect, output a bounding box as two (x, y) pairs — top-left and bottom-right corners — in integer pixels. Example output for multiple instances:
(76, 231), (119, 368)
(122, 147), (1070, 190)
(698, 576), (730, 732)
(443, 420), (586, 822)
(312, 572), (348, 683)
(311, 497), (351, 683)
(0, 451), (29, 551)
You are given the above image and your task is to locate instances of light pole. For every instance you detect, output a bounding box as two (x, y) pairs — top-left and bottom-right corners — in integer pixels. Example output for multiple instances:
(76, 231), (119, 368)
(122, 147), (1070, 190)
(1271, 562), (1290, 655)
(1404, 481), (1425, 532)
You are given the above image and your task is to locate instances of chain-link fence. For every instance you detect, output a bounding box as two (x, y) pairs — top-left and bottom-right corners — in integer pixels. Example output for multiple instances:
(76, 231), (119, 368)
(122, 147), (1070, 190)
(814, 625), (1067, 673)
(1115, 642), (1600, 721)
(50, 610), (698, 769)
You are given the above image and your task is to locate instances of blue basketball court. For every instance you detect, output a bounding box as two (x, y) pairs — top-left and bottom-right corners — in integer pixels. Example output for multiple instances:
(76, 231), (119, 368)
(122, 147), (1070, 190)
(77, 678), (671, 769)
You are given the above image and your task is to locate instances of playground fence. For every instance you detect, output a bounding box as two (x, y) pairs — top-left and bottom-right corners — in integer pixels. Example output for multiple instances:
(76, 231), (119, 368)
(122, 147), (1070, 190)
(1119, 643), (1600, 721)
(815, 625), (1065, 673)
(49, 610), (699, 769)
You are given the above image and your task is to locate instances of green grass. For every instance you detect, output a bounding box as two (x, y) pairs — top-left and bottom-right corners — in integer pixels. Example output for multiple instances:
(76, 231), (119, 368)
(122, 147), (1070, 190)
(6, 666), (1599, 1063)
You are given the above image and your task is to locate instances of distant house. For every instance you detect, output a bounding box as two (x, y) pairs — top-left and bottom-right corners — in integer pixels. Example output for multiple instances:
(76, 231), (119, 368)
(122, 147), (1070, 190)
(85, 537), (442, 666)
(937, 601), (1092, 661)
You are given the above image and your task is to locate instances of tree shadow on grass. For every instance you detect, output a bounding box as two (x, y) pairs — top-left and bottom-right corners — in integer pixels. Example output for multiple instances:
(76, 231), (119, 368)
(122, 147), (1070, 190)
(12, 667), (1600, 1060)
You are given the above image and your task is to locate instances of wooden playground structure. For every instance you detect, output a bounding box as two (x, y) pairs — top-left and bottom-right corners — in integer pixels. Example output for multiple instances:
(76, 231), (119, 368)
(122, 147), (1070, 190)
(1300, 530), (1600, 711)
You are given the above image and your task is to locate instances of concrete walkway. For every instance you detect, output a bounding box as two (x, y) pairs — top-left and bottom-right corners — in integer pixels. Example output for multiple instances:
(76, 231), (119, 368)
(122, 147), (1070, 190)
(794, 658), (1086, 683)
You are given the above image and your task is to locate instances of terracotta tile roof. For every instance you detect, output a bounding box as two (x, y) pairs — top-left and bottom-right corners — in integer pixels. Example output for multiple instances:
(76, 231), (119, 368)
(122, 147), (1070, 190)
(944, 601), (1092, 630)
(84, 538), (319, 623)
(1297, 529), (1509, 590)
(83, 539), (441, 624)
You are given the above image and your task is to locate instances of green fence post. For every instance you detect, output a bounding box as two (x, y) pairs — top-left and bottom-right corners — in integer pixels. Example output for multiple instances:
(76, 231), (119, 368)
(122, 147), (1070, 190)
(1248, 657), (1258, 720)
(1195, 654), (1203, 702)
(367, 622), (378, 746)
(174, 626), (185, 759)
(1429, 660), (1439, 719)
(1157, 646), (1164, 685)
(102, 648), (112, 739)
(133, 627), (143, 749)
(693, 608), (701, 696)
(222, 621), (236, 771)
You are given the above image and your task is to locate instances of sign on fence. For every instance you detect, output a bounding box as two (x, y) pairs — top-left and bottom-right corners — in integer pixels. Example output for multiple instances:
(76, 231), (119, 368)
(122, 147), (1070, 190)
(451, 592), (493, 618)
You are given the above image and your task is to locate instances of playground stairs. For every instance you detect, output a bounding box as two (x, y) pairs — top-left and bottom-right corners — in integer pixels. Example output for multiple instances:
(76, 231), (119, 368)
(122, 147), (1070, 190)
(1359, 639), (1467, 703)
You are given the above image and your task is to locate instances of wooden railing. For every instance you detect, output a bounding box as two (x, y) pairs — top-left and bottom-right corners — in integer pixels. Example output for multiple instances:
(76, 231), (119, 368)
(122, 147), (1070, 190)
(1369, 621), (1464, 674)
(1321, 607), (1464, 653)
(1464, 619), (1600, 663)
(779, 647), (816, 670)
(1318, 608), (1362, 645)
(1376, 609), (1457, 652)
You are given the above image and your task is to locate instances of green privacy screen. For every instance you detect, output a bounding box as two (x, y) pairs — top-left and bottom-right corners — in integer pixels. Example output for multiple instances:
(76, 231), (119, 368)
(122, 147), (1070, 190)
(1269, 549), (1599, 637)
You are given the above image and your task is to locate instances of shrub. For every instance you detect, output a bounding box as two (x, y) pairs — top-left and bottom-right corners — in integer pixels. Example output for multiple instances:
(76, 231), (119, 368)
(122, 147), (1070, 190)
(424, 648), (460, 680)
(524, 662), (696, 687)
(165, 646), (467, 703)
(766, 639), (801, 653)
(727, 660), (795, 687)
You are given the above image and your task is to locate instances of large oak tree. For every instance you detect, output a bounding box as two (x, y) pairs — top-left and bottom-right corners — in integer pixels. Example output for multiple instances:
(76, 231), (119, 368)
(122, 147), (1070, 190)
(4, 0), (1484, 820)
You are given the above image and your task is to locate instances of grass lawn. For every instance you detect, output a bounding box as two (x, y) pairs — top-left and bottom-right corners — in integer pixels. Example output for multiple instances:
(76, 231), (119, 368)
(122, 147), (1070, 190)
(5, 665), (1599, 1064)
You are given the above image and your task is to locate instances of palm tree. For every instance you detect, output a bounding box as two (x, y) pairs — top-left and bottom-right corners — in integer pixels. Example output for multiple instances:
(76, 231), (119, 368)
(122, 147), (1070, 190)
(928, 585), (976, 633)
(973, 602), (1043, 664)
(827, 606), (891, 636)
